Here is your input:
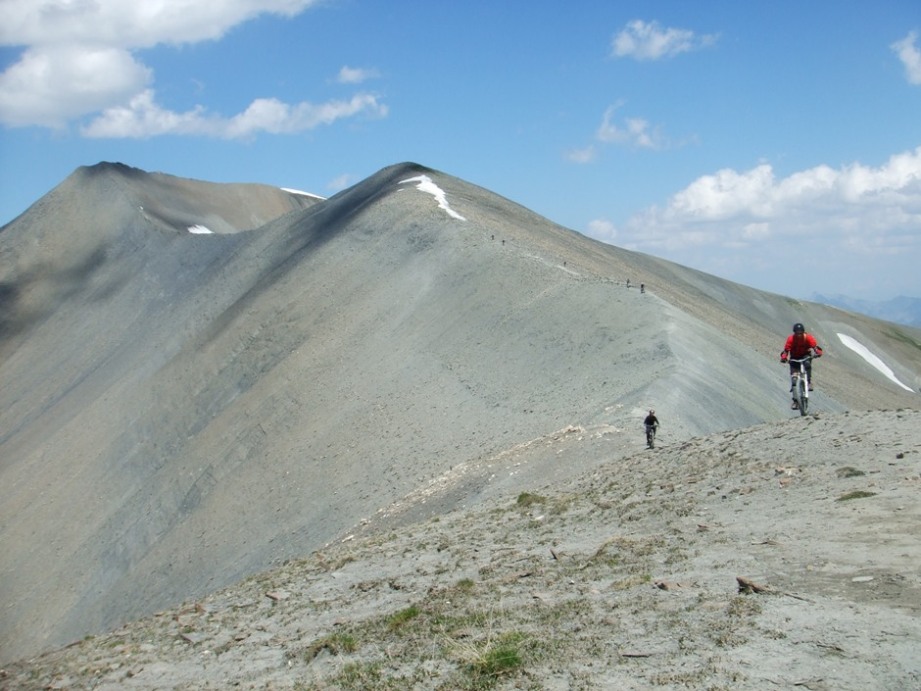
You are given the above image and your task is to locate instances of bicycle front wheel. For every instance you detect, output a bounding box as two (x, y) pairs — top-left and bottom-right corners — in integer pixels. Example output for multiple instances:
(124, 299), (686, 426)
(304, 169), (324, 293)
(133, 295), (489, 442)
(796, 377), (809, 416)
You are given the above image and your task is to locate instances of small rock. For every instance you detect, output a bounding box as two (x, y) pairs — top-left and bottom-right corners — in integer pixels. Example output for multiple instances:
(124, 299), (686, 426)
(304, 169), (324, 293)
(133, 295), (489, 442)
(655, 580), (677, 590)
(736, 576), (772, 594)
(180, 631), (207, 645)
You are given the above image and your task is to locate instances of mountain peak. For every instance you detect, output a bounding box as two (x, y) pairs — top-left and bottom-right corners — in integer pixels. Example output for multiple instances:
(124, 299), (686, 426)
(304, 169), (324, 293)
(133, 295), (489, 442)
(78, 160), (147, 177)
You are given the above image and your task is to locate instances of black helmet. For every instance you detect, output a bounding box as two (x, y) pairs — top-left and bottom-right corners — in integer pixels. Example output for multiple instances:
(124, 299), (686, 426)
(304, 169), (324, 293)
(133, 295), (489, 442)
(793, 323), (805, 334)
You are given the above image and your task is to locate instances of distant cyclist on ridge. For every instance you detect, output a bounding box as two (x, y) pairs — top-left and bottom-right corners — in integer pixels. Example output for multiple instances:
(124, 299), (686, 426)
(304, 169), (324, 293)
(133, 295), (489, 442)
(644, 409), (659, 449)
(780, 323), (823, 409)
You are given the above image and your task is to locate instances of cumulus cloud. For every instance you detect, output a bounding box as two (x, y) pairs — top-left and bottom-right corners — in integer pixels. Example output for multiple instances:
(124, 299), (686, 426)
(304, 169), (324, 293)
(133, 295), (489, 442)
(0, 0), (312, 48)
(622, 148), (921, 247)
(612, 19), (717, 61)
(891, 31), (921, 85)
(0, 45), (151, 127)
(81, 90), (388, 139)
(594, 148), (921, 295)
(0, 0), (387, 136)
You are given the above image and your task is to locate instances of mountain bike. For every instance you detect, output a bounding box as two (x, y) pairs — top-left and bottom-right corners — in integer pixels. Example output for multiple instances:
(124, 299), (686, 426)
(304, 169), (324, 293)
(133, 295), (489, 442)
(789, 355), (812, 416)
(645, 423), (657, 449)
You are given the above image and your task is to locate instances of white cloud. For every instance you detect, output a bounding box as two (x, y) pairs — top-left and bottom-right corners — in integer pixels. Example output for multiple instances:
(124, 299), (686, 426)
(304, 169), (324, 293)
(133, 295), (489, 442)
(0, 0), (388, 136)
(81, 90), (388, 139)
(596, 103), (665, 150)
(665, 164), (776, 220)
(0, 0), (314, 48)
(0, 45), (151, 127)
(568, 103), (680, 164)
(587, 219), (617, 242)
(566, 145), (597, 164)
(612, 19), (717, 61)
(328, 173), (357, 192)
(622, 147), (921, 248)
(224, 93), (388, 137)
(891, 31), (921, 85)
(336, 66), (380, 84)
(596, 148), (921, 295)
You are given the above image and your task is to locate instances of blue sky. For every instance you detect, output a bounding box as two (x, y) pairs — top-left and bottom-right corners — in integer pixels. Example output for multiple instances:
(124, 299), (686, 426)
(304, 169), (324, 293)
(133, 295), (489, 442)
(2, 1), (920, 301)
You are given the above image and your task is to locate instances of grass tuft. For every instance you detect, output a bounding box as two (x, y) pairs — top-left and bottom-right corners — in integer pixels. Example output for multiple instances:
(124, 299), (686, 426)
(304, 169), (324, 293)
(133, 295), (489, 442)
(836, 466), (865, 478)
(516, 492), (546, 508)
(388, 604), (421, 630)
(454, 631), (527, 689)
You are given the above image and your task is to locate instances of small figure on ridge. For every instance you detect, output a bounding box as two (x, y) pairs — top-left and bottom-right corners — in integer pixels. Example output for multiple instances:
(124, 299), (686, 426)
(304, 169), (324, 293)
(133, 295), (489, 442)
(644, 409), (659, 449)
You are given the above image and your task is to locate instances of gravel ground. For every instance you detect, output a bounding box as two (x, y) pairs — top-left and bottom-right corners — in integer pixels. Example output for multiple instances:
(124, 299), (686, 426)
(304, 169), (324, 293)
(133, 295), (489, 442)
(4, 408), (920, 690)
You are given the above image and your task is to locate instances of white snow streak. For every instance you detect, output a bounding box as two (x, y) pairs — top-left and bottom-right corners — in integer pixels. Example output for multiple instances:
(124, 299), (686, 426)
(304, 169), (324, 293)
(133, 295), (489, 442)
(188, 224), (213, 234)
(399, 175), (466, 221)
(281, 187), (325, 200)
(837, 333), (914, 392)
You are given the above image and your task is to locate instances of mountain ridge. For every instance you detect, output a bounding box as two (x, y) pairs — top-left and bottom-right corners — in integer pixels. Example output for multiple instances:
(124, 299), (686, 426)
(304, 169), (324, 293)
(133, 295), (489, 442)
(1, 161), (920, 665)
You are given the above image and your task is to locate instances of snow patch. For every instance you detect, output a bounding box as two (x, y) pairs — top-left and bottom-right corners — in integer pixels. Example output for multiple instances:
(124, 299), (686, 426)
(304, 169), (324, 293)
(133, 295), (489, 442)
(399, 175), (466, 221)
(188, 225), (213, 234)
(837, 333), (914, 392)
(282, 187), (325, 200)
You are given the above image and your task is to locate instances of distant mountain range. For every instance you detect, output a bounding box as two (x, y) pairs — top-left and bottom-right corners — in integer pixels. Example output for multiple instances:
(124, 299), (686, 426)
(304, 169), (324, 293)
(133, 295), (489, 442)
(812, 293), (921, 328)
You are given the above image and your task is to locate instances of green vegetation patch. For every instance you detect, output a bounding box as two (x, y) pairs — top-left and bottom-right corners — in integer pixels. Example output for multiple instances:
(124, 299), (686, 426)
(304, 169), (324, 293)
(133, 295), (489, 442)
(472, 633), (524, 679)
(454, 577), (476, 592)
(452, 631), (528, 690)
(388, 604), (422, 630)
(836, 466), (866, 478)
(516, 492), (546, 508)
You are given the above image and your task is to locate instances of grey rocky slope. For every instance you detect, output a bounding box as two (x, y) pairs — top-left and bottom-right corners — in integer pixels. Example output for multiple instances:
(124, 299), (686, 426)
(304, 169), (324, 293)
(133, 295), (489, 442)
(3, 409), (920, 689)
(1, 161), (920, 666)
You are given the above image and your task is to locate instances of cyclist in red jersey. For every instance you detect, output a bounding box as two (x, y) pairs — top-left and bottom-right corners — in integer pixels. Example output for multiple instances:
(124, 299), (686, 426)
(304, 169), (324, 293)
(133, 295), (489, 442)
(780, 323), (823, 409)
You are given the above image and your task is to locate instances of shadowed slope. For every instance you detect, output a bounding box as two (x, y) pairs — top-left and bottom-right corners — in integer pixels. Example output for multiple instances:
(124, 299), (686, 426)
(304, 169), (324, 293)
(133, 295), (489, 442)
(1, 162), (919, 663)
(0, 163), (318, 355)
